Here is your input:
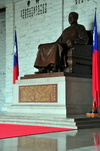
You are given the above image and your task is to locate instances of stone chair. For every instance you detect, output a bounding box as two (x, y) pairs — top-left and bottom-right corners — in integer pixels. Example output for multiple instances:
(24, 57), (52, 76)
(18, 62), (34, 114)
(63, 30), (92, 75)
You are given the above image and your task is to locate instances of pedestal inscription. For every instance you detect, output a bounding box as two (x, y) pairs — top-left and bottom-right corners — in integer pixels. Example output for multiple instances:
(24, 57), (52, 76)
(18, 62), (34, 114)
(19, 84), (57, 103)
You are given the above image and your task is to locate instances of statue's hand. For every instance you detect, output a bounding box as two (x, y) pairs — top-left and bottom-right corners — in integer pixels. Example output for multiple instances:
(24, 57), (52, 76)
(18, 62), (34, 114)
(66, 40), (74, 48)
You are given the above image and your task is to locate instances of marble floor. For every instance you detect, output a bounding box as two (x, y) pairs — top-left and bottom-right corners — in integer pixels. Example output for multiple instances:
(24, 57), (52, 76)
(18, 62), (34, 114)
(0, 128), (100, 151)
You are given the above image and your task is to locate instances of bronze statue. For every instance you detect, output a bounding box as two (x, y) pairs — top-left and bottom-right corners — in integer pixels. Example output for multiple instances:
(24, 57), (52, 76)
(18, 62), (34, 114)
(34, 12), (89, 73)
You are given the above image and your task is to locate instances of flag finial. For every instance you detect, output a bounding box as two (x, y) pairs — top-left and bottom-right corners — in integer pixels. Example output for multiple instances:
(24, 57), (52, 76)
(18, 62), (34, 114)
(95, 7), (97, 10)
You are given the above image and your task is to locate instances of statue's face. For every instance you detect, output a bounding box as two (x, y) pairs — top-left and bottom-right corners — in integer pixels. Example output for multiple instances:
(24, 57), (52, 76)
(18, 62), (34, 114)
(68, 13), (77, 25)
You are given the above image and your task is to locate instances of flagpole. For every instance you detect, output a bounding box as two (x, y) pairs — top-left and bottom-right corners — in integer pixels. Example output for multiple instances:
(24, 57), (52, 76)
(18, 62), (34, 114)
(86, 8), (99, 117)
(13, 28), (19, 84)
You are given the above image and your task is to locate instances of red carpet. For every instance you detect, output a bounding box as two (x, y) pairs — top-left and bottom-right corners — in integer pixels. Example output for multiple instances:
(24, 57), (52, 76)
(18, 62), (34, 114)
(0, 123), (77, 139)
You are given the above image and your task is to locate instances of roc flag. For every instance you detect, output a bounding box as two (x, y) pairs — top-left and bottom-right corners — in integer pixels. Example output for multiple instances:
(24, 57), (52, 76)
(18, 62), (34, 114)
(92, 10), (100, 108)
(13, 30), (19, 84)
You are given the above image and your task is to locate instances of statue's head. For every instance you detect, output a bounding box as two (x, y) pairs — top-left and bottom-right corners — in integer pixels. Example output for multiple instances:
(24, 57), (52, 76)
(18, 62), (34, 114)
(68, 12), (79, 25)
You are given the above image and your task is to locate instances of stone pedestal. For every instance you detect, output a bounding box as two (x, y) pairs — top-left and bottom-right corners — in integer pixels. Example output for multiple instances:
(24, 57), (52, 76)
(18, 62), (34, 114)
(7, 73), (92, 118)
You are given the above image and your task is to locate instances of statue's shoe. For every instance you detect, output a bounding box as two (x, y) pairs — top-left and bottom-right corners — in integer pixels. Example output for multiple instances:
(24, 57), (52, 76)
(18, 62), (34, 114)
(51, 66), (58, 72)
(35, 68), (47, 74)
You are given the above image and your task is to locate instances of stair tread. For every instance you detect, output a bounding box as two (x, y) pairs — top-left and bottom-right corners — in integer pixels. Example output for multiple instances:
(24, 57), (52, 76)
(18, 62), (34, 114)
(0, 114), (100, 129)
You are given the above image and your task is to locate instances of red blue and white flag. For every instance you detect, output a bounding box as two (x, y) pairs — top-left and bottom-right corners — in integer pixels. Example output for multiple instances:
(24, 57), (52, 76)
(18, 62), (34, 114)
(13, 30), (19, 84)
(92, 10), (100, 108)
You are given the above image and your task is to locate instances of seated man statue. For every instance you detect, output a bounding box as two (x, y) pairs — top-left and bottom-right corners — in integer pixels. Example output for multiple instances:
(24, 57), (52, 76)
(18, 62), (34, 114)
(34, 12), (89, 73)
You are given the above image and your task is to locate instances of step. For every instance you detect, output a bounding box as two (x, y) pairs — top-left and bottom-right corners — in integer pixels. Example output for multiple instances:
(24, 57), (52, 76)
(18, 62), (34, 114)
(74, 116), (100, 129)
(0, 113), (100, 129)
(0, 115), (77, 129)
(77, 123), (100, 129)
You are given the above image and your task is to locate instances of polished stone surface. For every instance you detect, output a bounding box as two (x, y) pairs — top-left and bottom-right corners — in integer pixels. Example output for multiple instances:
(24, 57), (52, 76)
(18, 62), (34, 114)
(0, 128), (100, 151)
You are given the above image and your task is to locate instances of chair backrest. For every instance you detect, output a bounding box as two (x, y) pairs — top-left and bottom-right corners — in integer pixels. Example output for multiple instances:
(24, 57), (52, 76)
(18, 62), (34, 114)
(86, 30), (93, 45)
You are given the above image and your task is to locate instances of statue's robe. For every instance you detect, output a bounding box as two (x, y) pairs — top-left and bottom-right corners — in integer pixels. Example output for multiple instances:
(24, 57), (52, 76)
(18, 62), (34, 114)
(34, 24), (89, 69)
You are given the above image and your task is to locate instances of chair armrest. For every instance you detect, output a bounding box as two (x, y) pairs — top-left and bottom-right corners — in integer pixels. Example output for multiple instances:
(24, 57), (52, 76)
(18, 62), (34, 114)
(67, 44), (92, 60)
